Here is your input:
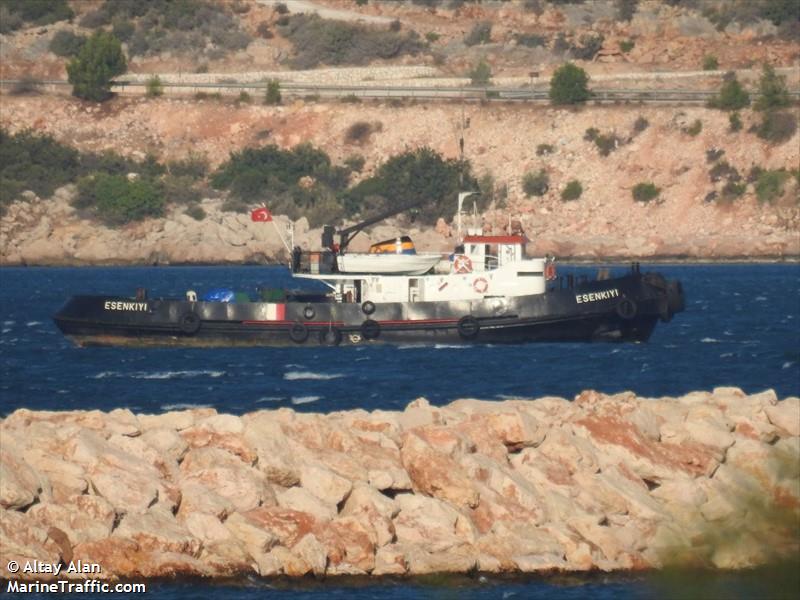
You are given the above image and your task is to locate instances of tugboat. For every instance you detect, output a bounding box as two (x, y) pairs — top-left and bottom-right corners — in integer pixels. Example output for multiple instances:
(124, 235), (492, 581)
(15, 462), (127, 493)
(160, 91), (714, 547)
(53, 193), (684, 347)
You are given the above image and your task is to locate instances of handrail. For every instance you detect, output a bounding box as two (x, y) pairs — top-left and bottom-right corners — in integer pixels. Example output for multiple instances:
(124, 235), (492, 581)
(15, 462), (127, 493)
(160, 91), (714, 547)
(2, 78), (798, 104)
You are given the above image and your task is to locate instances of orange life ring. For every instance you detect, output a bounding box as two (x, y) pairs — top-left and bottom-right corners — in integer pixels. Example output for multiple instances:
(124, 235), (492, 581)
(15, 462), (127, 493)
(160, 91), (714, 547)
(454, 255), (473, 274)
(473, 277), (489, 294)
(545, 262), (556, 280)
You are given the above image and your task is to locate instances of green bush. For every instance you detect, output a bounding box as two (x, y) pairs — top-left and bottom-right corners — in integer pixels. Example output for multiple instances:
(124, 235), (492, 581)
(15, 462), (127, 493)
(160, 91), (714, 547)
(167, 153), (208, 180)
(633, 116), (649, 132)
(112, 18), (135, 42)
(619, 39), (635, 53)
(755, 169), (790, 204)
(569, 33), (603, 60)
(729, 112), (743, 132)
(615, 0), (639, 21)
(77, 173), (165, 225)
(464, 21), (491, 46)
(84, 0), (251, 60)
(0, 129), (80, 213)
(536, 143), (555, 156)
(684, 119), (703, 136)
(561, 179), (583, 201)
(344, 155), (366, 172)
(264, 80), (281, 105)
(67, 31), (127, 102)
(345, 121), (374, 144)
(163, 174), (202, 204)
(3, 0), (72, 30)
(755, 64), (791, 112)
(342, 147), (476, 224)
(425, 31), (440, 43)
(341, 94), (362, 103)
(702, 54), (719, 71)
(708, 73), (750, 110)
(469, 60), (492, 86)
(720, 181), (746, 202)
(632, 182), (660, 202)
(279, 14), (425, 69)
(185, 204), (206, 221)
(522, 170), (549, 197)
(237, 91), (252, 104)
(549, 63), (590, 105)
(146, 75), (163, 98)
(211, 143), (350, 206)
(755, 111), (797, 144)
(708, 160), (739, 183)
(49, 31), (87, 57)
(513, 33), (546, 47)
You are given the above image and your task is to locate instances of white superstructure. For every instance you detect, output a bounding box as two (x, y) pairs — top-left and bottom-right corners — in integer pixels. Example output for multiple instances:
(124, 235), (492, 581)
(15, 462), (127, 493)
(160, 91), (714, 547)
(297, 233), (553, 305)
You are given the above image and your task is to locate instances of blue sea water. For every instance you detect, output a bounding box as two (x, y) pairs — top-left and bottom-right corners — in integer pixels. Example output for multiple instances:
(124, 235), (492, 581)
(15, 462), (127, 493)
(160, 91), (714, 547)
(1, 263), (798, 599)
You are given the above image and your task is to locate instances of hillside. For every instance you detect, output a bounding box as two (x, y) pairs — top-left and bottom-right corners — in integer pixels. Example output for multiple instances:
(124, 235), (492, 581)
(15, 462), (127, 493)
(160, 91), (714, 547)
(1, 0), (798, 264)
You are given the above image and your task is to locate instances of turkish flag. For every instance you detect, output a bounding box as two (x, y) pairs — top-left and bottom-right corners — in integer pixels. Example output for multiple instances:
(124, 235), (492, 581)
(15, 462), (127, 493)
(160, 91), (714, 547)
(250, 207), (272, 222)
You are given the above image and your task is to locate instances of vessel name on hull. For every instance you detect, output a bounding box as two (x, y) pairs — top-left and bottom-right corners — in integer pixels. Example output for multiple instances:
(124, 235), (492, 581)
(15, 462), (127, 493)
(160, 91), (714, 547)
(104, 301), (148, 311)
(575, 289), (620, 304)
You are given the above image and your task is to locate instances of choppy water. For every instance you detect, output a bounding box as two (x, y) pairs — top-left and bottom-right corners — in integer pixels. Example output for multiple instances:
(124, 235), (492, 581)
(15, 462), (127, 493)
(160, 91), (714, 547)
(1, 263), (798, 599)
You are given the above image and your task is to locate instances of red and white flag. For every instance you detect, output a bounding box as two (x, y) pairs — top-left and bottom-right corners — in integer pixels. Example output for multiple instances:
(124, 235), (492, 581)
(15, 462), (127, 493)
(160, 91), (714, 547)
(250, 207), (272, 222)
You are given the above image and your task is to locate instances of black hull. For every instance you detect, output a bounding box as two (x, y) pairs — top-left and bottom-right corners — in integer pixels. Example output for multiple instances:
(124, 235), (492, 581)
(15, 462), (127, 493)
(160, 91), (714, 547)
(54, 271), (684, 348)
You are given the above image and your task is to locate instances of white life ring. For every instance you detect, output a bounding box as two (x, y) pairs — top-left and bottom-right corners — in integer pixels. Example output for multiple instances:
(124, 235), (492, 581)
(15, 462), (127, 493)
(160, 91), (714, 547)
(473, 277), (489, 294)
(454, 255), (473, 274)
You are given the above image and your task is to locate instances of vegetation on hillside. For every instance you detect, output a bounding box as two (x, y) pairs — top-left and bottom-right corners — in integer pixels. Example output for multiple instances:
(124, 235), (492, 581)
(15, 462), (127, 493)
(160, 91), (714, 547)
(0, 130), (80, 214)
(66, 32), (127, 102)
(342, 147), (478, 225)
(708, 72), (750, 111)
(79, 0), (250, 60)
(278, 14), (426, 69)
(0, 129), (204, 224)
(550, 63), (591, 105)
(0, 0), (73, 33)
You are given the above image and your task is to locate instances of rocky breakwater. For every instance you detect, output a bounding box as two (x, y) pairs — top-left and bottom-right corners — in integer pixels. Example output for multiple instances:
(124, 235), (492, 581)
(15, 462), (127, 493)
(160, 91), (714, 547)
(1, 389), (798, 580)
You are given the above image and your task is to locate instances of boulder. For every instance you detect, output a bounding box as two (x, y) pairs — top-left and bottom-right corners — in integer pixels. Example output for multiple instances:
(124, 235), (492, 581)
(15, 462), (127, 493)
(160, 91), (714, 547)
(765, 398), (800, 436)
(113, 510), (201, 556)
(400, 431), (479, 508)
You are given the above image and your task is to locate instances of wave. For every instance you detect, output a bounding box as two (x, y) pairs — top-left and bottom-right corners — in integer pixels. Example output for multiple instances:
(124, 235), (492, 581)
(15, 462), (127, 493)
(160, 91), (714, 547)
(2, 320), (14, 326)
(701, 337), (719, 343)
(161, 402), (213, 410)
(782, 362), (794, 370)
(26, 321), (42, 326)
(291, 395), (321, 405)
(256, 396), (283, 403)
(93, 370), (225, 380)
(284, 371), (343, 381)
(1, 328), (11, 334)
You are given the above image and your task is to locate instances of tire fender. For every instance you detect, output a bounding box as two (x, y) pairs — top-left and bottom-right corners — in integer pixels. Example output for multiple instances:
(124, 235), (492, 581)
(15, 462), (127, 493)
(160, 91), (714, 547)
(289, 321), (309, 343)
(179, 311), (201, 335)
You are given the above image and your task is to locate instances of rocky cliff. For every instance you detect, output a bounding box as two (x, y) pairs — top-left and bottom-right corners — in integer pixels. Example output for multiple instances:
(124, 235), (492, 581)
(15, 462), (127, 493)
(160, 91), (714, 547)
(2, 389), (798, 580)
(1, 95), (798, 265)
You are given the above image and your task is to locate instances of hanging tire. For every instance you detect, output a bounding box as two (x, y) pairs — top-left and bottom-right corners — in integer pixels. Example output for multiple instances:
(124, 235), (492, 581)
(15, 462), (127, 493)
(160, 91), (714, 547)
(457, 315), (480, 340)
(289, 321), (309, 344)
(319, 327), (342, 346)
(179, 311), (201, 335)
(361, 319), (380, 340)
(362, 301), (376, 315)
(616, 298), (638, 320)
(303, 305), (315, 320)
